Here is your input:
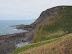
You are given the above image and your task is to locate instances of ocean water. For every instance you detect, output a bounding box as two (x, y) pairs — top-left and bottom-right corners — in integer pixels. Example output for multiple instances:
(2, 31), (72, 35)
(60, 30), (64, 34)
(0, 20), (35, 35)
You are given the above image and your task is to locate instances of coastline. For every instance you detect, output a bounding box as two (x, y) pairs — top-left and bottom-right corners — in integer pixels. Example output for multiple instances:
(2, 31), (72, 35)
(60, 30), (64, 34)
(12, 24), (34, 31)
(0, 25), (32, 54)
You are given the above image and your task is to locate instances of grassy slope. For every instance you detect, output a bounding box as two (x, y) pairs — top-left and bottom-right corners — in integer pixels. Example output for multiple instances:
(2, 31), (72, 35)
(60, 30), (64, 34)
(20, 34), (72, 54)
(11, 6), (72, 54)
(33, 6), (72, 42)
(11, 37), (61, 54)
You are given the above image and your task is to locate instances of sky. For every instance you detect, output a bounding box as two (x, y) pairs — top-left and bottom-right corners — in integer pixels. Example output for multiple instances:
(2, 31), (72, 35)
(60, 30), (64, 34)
(0, 0), (72, 20)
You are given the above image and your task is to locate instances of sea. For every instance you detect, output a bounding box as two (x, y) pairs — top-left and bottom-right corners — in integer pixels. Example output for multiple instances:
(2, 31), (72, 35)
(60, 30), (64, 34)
(0, 20), (35, 35)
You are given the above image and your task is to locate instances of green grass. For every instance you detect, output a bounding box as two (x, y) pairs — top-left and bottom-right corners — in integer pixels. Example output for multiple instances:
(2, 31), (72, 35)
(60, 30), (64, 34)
(20, 33), (72, 54)
(11, 37), (62, 54)
(33, 6), (72, 43)
(33, 31), (66, 42)
(11, 33), (72, 54)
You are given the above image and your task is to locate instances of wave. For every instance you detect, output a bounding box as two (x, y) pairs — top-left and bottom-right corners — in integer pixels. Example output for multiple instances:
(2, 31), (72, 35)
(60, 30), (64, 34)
(13, 29), (17, 30)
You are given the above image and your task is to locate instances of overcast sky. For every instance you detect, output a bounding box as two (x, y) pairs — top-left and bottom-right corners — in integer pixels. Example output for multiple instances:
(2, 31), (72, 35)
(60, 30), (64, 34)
(0, 0), (72, 20)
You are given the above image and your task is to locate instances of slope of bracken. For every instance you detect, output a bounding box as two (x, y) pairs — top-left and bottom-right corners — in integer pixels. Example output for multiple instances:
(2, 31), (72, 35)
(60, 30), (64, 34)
(20, 34), (72, 54)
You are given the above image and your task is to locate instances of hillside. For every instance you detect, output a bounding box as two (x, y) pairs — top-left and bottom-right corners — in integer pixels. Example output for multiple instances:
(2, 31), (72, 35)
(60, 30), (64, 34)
(32, 6), (72, 42)
(15, 34), (72, 54)
(11, 6), (72, 54)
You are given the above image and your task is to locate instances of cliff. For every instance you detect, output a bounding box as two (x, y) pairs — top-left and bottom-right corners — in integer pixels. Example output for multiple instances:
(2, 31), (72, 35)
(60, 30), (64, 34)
(12, 6), (72, 54)
(31, 6), (65, 28)
(24, 6), (70, 42)
(15, 6), (67, 42)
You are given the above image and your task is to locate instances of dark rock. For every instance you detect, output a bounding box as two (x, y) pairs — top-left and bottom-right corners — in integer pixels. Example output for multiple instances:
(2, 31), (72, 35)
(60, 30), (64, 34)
(0, 32), (27, 54)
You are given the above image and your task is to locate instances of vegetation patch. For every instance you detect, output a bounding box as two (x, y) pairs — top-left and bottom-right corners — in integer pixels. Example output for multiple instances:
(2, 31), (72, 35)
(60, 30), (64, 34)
(19, 34), (72, 54)
(11, 37), (62, 54)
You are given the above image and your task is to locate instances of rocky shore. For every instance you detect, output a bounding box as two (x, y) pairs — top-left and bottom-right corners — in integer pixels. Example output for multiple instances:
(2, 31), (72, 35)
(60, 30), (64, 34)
(0, 32), (29, 54)
(0, 23), (35, 54)
(12, 24), (34, 31)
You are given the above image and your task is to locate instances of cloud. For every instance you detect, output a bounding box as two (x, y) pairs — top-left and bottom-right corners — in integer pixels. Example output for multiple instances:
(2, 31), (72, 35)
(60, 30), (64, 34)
(0, 0), (72, 20)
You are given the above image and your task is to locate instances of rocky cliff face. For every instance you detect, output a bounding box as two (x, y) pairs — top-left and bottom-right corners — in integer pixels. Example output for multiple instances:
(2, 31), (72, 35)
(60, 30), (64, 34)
(16, 6), (65, 31)
(31, 6), (65, 28)
(24, 6), (66, 42)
